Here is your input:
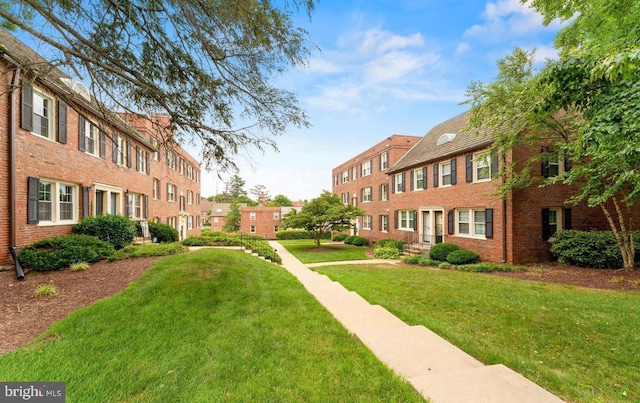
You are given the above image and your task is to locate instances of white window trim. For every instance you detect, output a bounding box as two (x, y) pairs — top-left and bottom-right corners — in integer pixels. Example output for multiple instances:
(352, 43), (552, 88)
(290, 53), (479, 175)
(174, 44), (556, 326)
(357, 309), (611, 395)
(362, 187), (372, 203)
(362, 160), (372, 177)
(116, 137), (128, 166)
(381, 152), (389, 170)
(93, 183), (123, 216)
(342, 171), (349, 184)
(398, 210), (415, 231)
(440, 161), (453, 187)
(394, 173), (404, 194)
(362, 215), (372, 230)
(167, 183), (176, 202)
(31, 88), (55, 141)
(473, 151), (491, 183)
(380, 215), (389, 232)
(381, 184), (389, 201)
(547, 207), (563, 240)
(83, 119), (100, 157)
(38, 179), (79, 226)
(413, 168), (425, 190)
(273, 212), (280, 219)
(455, 208), (487, 239)
(250, 212), (256, 220)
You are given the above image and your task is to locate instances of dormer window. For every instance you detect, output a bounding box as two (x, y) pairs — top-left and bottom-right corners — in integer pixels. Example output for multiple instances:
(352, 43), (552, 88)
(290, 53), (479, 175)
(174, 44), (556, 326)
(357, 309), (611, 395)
(436, 133), (456, 146)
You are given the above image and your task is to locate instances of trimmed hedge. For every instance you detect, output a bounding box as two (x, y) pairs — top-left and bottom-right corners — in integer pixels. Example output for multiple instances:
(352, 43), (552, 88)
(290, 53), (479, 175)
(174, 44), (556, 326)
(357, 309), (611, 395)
(74, 215), (136, 250)
(429, 242), (460, 261)
(549, 230), (625, 268)
(446, 249), (480, 265)
(19, 234), (114, 271)
(332, 233), (349, 242)
(148, 222), (179, 243)
(344, 235), (369, 246)
(276, 230), (331, 240)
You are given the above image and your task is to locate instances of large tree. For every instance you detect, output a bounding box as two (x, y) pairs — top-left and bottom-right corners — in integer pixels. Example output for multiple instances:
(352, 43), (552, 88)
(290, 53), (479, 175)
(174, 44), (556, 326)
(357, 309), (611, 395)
(0, 0), (314, 171)
(248, 184), (270, 206)
(281, 191), (363, 247)
(269, 194), (293, 207)
(464, 1), (640, 270)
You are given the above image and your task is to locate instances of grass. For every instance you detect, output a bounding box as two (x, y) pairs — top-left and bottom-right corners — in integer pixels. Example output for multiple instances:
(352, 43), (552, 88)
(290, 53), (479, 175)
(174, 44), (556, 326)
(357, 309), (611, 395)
(313, 263), (640, 402)
(109, 242), (188, 260)
(0, 249), (423, 402)
(277, 239), (371, 264)
(69, 262), (90, 271)
(33, 284), (57, 297)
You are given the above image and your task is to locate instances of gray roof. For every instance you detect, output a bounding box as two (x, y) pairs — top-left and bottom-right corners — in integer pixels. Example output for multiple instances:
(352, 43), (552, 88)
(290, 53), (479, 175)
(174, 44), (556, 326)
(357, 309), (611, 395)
(0, 29), (152, 148)
(388, 111), (493, 173)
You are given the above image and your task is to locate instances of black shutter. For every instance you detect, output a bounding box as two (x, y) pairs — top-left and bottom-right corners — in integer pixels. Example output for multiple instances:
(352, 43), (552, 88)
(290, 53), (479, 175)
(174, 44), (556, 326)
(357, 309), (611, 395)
(57, 101), (67, 144)
(379, 215), (383, 230)
(166, 183), (170, 201)
(485, 208), (494, 239)
(360, 188), (364, 201)
(401, 172), (406, 192)
(413, 210), (417, 230)
(564, 208), (572, 230)
(146, 151), (150, 174)
(542, 208), (550, 240)
(410, 170), (414, 191)
(378, 184), (382, 200)
(136, 145), (140, 171)
(21, 85), (33, 131)
(27, 177), (39, 224)
(99, 130), (106, 158)
(393, 210), (398, 229)
(491, 149), (499, 176)
(112, 134), (118, 163)
(447, 210), (454, 235)
(158, 180), (161, 199)
(127, 141), (132, 168)
(124, 193), (130, 217)
(466, 154), (473, 182)
(83, 186), (90, 217)
(541, 146), (549, 178)
(422, 167), (428, 189)
(78, 115), (86, 151)
(378, 154), (382, 171)
(391, 175), (396, 194)
(433, 163), (439, 187)
(144, 195), (149, 219)
(451, 158), (457, 185)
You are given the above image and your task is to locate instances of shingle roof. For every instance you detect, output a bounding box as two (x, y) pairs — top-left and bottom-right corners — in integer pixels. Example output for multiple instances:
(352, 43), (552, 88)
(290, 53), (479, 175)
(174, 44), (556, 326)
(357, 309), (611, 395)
(388, 111), (493, 173)
(0, 29), (152, 148)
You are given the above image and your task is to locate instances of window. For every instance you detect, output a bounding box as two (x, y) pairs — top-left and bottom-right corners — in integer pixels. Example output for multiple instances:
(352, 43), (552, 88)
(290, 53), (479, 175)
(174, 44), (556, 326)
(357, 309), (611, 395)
(398, 210), (416, 230)
(541, 147), (571, 178)
(187, 216), (193, 230)
(31, 89), (54, 139)
(352, 166), (357, 181)
(35, 179), (78, 224)
(362, 215), (372, 230)
(274, 225), (280, 232)
(126, 193), (144, 220)
(455, 208), (488, 238)
(542, 207), (571, 240)
(441, 161), (452, 186)
(180, 196), (186, 211)
(334, 175), (339, 186)
(80, 117), (99, 156)
(167, 216), (176, 228)
(380, 152), (389, 170)
(341, 192), (349, 204)
(394, 173), (404, 193)
(94, 184), (122, 216)
(166, 150), (176, 170)
(380, 183), (389, 201)
(380, 215), (389, 232)
(273, 212), (280, 219)
(250, 225), (256, 233)
(413, 168), (425, 190)
(167, 183), (176, 202)
(250, 212), (256, 220)
(179, 158), (185, 175)
(187, 190), (193, 205)
(213, 217), (219, 223)
(342, 171), (349, 184)
(187, 164), (194, 180)
(136, 147), (148, 173)
(362, 187), (372, 202)
(153, 178), (161, 200)
(362, 160), (372, 177)
(115, 136), (128, 166)
(475, 153), (490, 181)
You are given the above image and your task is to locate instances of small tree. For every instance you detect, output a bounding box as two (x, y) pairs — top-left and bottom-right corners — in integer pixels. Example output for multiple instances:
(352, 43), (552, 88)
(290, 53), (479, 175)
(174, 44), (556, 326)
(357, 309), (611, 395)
(269, 194), (293, 207)
(249, 184), (270, 206)
(223, 201), (241, 233)
(281, 191), (364, 247)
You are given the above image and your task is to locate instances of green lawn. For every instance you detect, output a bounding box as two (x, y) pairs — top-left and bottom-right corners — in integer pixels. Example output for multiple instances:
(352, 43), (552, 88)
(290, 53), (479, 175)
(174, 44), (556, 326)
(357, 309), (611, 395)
(0, 250), (423, 402)
(314, 263), (640, 403)
(277, 239), (371, 263)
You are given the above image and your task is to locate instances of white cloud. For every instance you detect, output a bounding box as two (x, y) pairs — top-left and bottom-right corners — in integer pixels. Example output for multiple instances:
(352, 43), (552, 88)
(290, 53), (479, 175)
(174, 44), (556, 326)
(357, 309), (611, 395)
(456, 42), (471, 54)
(306, 58), (342, 74)
(464, 0), (548, 41)
(358, 28), (424, 54)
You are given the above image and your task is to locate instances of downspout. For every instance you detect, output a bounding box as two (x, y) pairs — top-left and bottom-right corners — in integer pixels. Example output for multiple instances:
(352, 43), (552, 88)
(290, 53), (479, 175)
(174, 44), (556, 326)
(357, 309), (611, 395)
(501, 153), (508, 263)
(9, 65), (24, 280)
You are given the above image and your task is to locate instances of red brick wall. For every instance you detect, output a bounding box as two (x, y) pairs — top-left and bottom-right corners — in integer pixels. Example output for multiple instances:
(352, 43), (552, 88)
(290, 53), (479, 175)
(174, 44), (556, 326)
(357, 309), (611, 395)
(240, 207), (282, 239)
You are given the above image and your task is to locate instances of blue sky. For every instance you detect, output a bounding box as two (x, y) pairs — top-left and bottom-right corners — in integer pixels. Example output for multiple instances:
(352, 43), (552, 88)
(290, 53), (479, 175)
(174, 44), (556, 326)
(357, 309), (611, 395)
(199, 0), (565, 201)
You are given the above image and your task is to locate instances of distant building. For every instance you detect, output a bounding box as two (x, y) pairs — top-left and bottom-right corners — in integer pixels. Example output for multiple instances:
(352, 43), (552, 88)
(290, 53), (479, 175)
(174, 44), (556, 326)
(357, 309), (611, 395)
(240, 206), (301, 239)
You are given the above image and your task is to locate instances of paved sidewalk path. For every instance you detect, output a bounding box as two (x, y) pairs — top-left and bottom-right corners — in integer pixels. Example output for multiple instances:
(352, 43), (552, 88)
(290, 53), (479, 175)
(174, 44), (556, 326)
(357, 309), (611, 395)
(269, 241), (564, 403)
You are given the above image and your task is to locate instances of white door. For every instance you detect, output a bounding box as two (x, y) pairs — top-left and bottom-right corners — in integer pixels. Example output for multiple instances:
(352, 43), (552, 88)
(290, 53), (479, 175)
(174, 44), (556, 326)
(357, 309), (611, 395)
(422, 211), (431, 243)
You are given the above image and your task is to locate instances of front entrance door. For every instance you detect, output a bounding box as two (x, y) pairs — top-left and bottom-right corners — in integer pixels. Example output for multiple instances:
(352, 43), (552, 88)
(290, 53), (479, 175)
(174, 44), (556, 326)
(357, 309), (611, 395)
(422, 211), (431, 244)
(435, 211), (444, 244)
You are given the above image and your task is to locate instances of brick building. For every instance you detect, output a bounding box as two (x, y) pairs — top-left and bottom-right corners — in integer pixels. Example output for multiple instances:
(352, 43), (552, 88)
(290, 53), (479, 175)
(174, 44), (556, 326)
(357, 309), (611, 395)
(0, 29), (202, 267)
(333, 112), (610, 264)
(240, 206), (302, 239)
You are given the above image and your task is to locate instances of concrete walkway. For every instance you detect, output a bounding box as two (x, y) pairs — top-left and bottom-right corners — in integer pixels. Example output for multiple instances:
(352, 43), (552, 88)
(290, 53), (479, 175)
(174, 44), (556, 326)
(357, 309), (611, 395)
(269, 241), (564, 403)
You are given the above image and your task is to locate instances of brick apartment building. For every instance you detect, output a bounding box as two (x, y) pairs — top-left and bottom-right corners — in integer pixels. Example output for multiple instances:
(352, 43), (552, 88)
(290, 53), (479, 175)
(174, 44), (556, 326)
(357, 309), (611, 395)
(333, 112), (610, 264)
(0, 29), (202, 267)
(240, 206), (302, 239)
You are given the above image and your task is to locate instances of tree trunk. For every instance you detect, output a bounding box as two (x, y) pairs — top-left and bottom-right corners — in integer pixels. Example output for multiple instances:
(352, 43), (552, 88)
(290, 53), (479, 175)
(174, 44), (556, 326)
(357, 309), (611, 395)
(600, 200), (636, 271)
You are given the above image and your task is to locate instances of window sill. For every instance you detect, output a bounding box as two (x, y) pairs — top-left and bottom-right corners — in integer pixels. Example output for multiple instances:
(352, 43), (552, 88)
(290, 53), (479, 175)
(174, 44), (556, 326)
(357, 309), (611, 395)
(454, 234), (487, 240)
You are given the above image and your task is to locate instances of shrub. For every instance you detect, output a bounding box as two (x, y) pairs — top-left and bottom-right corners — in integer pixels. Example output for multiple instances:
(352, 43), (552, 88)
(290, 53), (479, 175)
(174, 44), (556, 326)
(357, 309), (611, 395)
(276, 230), (331, 240)
(69, 262), (90, 271)
(74, 215), (136, 250)
(446, 249), (481, 265)
(19, 234), (114, 271)
(456, 262), (526, 273)
(33, 284), (57, 297)
(374, 239), (405, 252)
(148, 222), (179, 243)
(343, 236), (355, 245)
(550, 230), (623, 268)
(332, 233), (349, 242)
(349, 236), (369, 246)
(373, 246), (402, 259)
(109, 243), (188, 261)
(401, 254), (438, 266)
(429, 243), (460, 261)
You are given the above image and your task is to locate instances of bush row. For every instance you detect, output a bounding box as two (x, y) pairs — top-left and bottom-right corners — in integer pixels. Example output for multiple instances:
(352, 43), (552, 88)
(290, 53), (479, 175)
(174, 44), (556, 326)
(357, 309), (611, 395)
(428, 243), (480, 265)
(372, 239), (405, 259)
(276, 230), (331, 240)
(344, 235), (369, 246)
(549, 230), (640, 269)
